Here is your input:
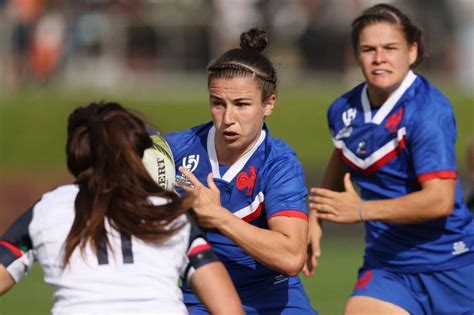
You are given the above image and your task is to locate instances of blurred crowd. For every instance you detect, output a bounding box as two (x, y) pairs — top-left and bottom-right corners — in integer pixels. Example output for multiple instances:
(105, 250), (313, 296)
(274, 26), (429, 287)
(0, 0), (473, 91)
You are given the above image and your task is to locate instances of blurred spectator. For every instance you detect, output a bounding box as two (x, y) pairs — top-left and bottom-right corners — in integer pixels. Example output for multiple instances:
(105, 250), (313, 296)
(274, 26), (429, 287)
(9, 0), (45, 85)
(452, 0), (474, 94)
(30, 12), (66, 81)
(210, 0), (262, 56)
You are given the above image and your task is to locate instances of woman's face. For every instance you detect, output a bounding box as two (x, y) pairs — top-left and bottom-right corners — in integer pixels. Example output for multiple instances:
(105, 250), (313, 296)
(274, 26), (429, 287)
(209, 77), (275, 164)
(357, 22), (418, 105)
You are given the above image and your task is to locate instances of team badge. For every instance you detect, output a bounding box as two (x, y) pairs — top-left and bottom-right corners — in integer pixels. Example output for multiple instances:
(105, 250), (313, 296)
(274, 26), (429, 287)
(182, 154), (200, 172)
(385, 108), (404, 133)
(236, 166), (257, 196)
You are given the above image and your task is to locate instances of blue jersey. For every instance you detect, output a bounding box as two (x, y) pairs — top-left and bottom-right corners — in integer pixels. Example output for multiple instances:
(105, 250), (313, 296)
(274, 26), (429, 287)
(328, 71), (474, 272)
(166, 123), (308, 287)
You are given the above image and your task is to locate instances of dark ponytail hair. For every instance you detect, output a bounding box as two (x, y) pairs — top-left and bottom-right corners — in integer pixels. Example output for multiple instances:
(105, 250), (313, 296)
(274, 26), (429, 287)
(64, 102), (189, 266)
(208, 27), (277, 101)
(351, 3), (425, 67)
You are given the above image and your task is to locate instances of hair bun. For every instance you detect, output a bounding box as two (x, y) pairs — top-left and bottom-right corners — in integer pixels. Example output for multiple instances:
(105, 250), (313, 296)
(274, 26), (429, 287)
(240, 28), (268, 52)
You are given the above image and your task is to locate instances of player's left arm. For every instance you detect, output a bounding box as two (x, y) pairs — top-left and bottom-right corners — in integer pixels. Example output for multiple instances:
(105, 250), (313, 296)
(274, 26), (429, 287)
(179, 166), (308, 276)
(312, 174), (455, 224)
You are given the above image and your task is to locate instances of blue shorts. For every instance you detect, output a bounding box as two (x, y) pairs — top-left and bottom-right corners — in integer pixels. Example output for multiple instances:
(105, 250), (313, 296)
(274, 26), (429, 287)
(352, 264), (474, 314)
(184, 275), (318, 315)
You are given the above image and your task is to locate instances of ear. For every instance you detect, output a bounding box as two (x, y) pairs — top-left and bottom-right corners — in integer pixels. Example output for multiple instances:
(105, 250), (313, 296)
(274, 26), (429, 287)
(408, 42), (418, 66)
(263, 94), (276, 117)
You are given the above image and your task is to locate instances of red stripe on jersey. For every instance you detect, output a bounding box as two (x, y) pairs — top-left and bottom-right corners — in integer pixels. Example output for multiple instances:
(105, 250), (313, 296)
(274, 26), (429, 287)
(242, 203), (264, 222)
(0, 241), (23, 257)
(364, 136), (406, 175)
(418, 170), (457, 183)
(188, 244), (212, 257)
(269, 210), (308, 221)
(337, 135), (406, 176)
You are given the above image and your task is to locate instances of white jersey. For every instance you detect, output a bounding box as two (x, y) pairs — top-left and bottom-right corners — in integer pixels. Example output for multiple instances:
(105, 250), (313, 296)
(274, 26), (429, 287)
(0, 185), (216, 314)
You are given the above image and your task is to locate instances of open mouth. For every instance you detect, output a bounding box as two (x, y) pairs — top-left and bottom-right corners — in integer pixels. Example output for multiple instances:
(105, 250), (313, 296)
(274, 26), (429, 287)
(223, 131), (239, 141)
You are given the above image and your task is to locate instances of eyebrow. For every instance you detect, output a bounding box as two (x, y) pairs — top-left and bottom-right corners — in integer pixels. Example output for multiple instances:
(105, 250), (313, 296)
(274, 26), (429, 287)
(360, 42), (400, 48)
(209, 96), (252, 102)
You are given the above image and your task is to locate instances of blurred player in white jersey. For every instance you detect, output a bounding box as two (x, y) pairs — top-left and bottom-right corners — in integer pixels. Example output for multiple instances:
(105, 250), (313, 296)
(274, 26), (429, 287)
(0, 102), (243, 315)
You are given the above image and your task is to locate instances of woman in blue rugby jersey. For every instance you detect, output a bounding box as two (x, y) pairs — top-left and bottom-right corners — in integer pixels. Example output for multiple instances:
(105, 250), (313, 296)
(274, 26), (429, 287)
(306, 4), (474, 315)
(167, 28), (318, 315)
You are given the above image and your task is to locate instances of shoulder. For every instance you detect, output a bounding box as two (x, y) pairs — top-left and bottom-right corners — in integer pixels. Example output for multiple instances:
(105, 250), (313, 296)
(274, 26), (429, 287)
(262, 133), (304, 174)
(35, 184), (78, 210)
(264, 133), (298, 161)
(328, 83), (365, 115)
(166, 122), (212, 144)
(409, 75), (454, 117)
(165, 122), (213, 161)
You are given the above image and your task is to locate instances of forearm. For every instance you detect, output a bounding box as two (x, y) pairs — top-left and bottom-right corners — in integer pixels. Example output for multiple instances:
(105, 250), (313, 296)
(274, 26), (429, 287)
(190, 262), (244, 315)
(216, 211), (307, 276)
(321, 150), (347, 191)
(362, 180), (455, 224)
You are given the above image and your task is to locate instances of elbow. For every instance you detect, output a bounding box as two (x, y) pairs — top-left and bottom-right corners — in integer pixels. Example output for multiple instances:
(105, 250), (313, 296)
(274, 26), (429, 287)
(432, 196), (454, 218)
(438, 203), (454, 217)
(279, 252), (306, 276)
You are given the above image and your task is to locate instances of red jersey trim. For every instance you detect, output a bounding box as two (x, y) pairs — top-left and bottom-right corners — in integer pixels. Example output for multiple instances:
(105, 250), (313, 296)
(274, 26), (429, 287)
(418, 170), (457, 183)
(188, 244), (212, 257)
(269, 210), (308, 221)
(0, 241), (23, 257)
(336, 135), (407, 176)
(242, 203), (264, 222)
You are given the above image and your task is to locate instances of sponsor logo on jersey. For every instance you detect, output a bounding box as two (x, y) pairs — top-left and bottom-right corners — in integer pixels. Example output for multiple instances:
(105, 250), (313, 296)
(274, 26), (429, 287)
(182, 154), (200, 172)
(236, 166), (257, 196)
(356, 141), (367, 154)
(273, 274), (288, 285)
(335, 108), (357, 140)
(385, 107), (404, 133)
(452, 241), (469, 255)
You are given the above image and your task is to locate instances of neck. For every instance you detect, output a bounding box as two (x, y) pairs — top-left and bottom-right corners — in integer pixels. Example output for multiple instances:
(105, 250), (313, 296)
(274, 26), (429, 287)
(367, 84), (399, 108)
(215, 132), (261, 166)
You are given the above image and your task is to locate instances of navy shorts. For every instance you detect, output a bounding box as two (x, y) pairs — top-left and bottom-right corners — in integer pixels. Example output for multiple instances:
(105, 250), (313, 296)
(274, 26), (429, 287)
(185, 275), (318, 315)
(351, 264), (474, 314)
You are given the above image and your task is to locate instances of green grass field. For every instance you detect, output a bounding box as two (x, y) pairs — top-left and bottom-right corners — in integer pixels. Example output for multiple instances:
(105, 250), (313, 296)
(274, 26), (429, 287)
(0, 83), (472, 314)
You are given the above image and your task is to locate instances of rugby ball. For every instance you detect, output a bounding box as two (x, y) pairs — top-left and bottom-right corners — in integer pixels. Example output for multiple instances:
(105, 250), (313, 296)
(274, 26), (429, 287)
(142, 128), (175, 191)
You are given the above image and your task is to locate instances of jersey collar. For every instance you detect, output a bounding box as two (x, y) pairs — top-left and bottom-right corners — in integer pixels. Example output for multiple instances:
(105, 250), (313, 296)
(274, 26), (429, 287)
(361, 70), (417, 124)
(207, 126), (266, 182)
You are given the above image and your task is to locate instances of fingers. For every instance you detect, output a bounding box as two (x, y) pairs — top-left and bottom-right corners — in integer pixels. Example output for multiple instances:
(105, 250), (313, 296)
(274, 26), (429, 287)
(343, 173), (356, 193)
(308, 202), (336, 215)
(207, 172), (218, 191)
(310, 187), (337, 198)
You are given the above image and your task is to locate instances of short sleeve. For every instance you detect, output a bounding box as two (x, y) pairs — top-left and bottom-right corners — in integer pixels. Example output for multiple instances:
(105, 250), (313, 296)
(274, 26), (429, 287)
(409, 98), (458, 183)
(180, 217), (218, 284)
(264, 154), (308, 220)
(0, 207), (35, 282)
